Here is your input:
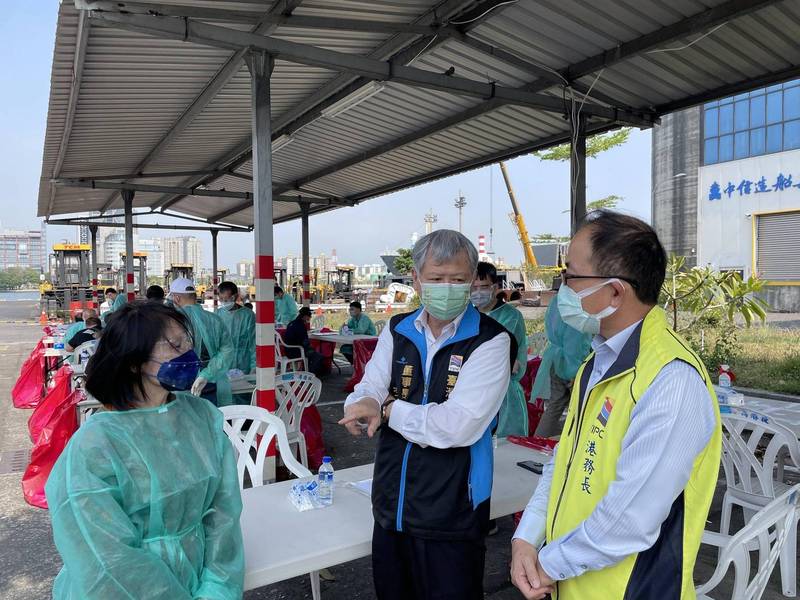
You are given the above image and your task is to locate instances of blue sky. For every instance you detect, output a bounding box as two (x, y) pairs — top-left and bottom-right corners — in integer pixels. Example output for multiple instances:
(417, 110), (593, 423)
(1, 1), (652, 269)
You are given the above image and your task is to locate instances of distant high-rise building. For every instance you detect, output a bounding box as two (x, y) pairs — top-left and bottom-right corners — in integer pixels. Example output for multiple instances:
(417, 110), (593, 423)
(138, 238), (165, 277)
(78, 225), (90, 245)
(102, 232), (131, 270)
(236, 260), (255, 281)
(0, 227), (47, 272)
(162, 236), (203, 276)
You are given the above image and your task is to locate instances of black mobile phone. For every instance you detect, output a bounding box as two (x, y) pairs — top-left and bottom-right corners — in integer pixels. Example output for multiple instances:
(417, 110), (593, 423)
(517, 460), (543, 474)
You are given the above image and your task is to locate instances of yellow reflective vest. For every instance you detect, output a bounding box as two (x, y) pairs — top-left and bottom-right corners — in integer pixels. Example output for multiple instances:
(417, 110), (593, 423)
(545, 307), (721, 599)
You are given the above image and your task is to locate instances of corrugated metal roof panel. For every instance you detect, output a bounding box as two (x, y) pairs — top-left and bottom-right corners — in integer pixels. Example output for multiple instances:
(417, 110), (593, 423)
(40, 0), (800, 227)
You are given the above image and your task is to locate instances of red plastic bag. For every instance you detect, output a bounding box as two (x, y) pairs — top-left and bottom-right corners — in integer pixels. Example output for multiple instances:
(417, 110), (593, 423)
(507, 434), (557, 455)
(300, 406), (326, 471)
(12, 343), (46, 409)
(22, 388), (83, 509)
(344, 337), (378, 393)
(28, 365), (73, 443)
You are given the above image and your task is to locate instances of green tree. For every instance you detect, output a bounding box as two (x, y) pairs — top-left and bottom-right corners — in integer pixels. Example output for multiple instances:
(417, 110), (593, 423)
(533, 128), (632, 162)
(587, 194), (623, 211)
(393, 248), (414, 275)
(659, 255), (768, 332)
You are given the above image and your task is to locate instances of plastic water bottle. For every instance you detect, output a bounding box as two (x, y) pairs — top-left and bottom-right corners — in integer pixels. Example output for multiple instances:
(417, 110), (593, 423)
(718, 364), (733, 388)
(318, 456), (334, 506)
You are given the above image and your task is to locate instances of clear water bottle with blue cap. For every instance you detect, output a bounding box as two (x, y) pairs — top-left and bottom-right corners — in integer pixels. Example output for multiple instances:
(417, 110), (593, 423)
(318, 456), (334, 506)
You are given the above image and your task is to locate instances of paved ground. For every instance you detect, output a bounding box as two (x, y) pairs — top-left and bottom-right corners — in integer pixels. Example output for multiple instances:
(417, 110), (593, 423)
(0, 302), (795, 599)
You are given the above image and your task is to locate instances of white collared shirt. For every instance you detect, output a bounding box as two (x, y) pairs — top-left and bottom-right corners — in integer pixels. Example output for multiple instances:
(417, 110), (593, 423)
(344, 308), (511, 449)
(513, 319), (717, 581)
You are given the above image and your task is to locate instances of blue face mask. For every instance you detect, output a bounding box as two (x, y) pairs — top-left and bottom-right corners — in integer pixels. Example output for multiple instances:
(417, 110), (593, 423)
(557, 278), (620, 335)
(154, 349), (202, 392)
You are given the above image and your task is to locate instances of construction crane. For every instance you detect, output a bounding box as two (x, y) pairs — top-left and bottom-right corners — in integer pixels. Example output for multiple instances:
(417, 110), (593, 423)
(499, 161), (538, 271)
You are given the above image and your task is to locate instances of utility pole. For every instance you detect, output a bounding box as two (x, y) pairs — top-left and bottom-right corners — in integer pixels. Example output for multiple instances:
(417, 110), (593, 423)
(454, 191), (467, 233)
(423, 209), (438, 235)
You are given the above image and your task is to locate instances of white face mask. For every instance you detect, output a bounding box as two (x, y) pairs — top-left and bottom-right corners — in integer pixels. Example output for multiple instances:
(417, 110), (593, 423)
(557, 279), (621, 335)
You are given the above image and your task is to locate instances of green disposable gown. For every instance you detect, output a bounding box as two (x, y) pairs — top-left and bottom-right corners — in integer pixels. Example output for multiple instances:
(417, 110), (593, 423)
(101, 293), (128, 325)
(181, 303), (235, 407)
(531, 295), (593, 400)
(275, 294), (298, 326)
(489, 302), (529, 437)
(45, 393), (244, 600)
(216, 304), (256, 374)
(345, 314), (377, 335)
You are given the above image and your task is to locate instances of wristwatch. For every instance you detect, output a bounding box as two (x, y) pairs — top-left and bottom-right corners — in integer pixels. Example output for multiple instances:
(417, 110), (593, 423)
(381, 397), (396, 424)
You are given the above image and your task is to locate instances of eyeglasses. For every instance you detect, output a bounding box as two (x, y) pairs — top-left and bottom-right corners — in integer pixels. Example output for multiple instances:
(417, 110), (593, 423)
(561, 269), (639, 290)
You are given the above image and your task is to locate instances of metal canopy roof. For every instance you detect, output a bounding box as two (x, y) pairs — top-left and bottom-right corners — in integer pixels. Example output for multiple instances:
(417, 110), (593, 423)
(39, 0), (800, 228)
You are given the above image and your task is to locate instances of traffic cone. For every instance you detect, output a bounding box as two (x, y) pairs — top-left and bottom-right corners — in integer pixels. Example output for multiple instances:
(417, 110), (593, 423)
(39, 310), (48, 326)
(315, 306), (323, 316)
(386, 303), (392, 315)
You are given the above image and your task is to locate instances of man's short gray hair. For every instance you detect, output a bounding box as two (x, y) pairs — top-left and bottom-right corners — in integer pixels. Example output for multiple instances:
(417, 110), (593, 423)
(412, 229), (479, 274)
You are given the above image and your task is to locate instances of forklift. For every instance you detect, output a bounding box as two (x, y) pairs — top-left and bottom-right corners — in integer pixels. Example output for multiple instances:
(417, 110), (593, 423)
(39, 244), (94, 318)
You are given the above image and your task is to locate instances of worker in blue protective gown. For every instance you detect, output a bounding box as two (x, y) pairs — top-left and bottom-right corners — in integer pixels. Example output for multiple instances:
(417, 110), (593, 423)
(45, 301), (244, 600)
(471, 262), (529, 437)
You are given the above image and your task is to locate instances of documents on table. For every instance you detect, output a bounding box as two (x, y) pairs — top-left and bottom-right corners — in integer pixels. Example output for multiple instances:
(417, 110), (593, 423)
(346, 479), (372, 498)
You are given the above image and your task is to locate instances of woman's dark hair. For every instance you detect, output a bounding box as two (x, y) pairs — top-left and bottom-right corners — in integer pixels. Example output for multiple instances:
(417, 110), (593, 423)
(298, 306), (313, 318)
(105, 287), (117, 295)
(274, 285), (284, 295)
(578, 210), (667, 304)
(219, 281), (239, 296)
(85, 301), (192, 410)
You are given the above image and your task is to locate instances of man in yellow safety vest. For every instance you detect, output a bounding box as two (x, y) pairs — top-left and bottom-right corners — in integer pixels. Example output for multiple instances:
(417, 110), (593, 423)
(511, 210), (721, 600)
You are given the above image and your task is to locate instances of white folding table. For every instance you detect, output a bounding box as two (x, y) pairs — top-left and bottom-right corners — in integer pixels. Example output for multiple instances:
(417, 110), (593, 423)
(241, 439), (548, 591)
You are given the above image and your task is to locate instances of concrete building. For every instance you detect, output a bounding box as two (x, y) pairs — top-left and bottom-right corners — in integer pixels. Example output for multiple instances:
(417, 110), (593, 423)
(236, 260), (255, 281)
(0, 227), (47, 272)
(652, 77), (800, 312)
(138, 238), (165, 277)
(162, 236), (203, 276)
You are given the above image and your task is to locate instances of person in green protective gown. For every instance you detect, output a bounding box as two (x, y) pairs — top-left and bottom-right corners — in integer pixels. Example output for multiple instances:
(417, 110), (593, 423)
(531, 292), (593, 437)
(471, 262), (529, 437)
(101, 287), (127, 325)
(216, 282), (255, 405)
(274, 285), (298, 326)
(45, 301), (244, 600)
(169, 278), (235, 407)
(340, 300), (377, 363)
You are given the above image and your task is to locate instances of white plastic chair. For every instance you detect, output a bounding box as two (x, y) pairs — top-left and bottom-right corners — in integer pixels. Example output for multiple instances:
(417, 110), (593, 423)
(374, 319), (386, 334)
(219, 405), (321, 600)
(719, 407), (800, 596)
(72, 339), (97, 365)
(311, 315), (325, 330)
(275, 331), (307, 373)
(271, 372), (322, 468)
(696, 484), (800, 600)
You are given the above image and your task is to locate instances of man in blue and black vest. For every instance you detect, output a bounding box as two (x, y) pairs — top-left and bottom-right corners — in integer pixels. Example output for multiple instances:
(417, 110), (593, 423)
(340, 229), (516, 600)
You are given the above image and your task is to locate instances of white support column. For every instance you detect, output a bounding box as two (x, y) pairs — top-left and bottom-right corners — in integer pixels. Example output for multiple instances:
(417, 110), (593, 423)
(122, 189), (135, 302)
(246, 50), (276, 413)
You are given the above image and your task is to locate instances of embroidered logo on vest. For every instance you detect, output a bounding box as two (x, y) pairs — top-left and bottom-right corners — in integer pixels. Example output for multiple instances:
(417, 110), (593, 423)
(448, 354), (463, 373)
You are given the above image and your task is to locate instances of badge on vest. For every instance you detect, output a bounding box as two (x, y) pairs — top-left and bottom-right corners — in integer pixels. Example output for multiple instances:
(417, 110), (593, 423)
(597, 397), (614, 427)
(448, 355), (464, 373)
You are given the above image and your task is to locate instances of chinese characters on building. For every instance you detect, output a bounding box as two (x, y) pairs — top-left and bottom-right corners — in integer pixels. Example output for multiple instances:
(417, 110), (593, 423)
(709, 172), (799, 201)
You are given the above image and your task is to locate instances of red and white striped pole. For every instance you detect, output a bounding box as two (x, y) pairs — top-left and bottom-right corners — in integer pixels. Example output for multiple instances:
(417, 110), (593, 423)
(301, 205), (311, 307)
(90, 225), (99, 309)
(122, 189), (136, 302)
(211, 230), (219, 310)
(248, 50), (276, 413)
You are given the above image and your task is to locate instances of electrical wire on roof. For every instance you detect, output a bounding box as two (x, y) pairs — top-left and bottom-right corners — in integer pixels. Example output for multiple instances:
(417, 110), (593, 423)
(408, 34), (439, 65)
(646, 22), (727, 54)
(448, 0), (519, 25)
